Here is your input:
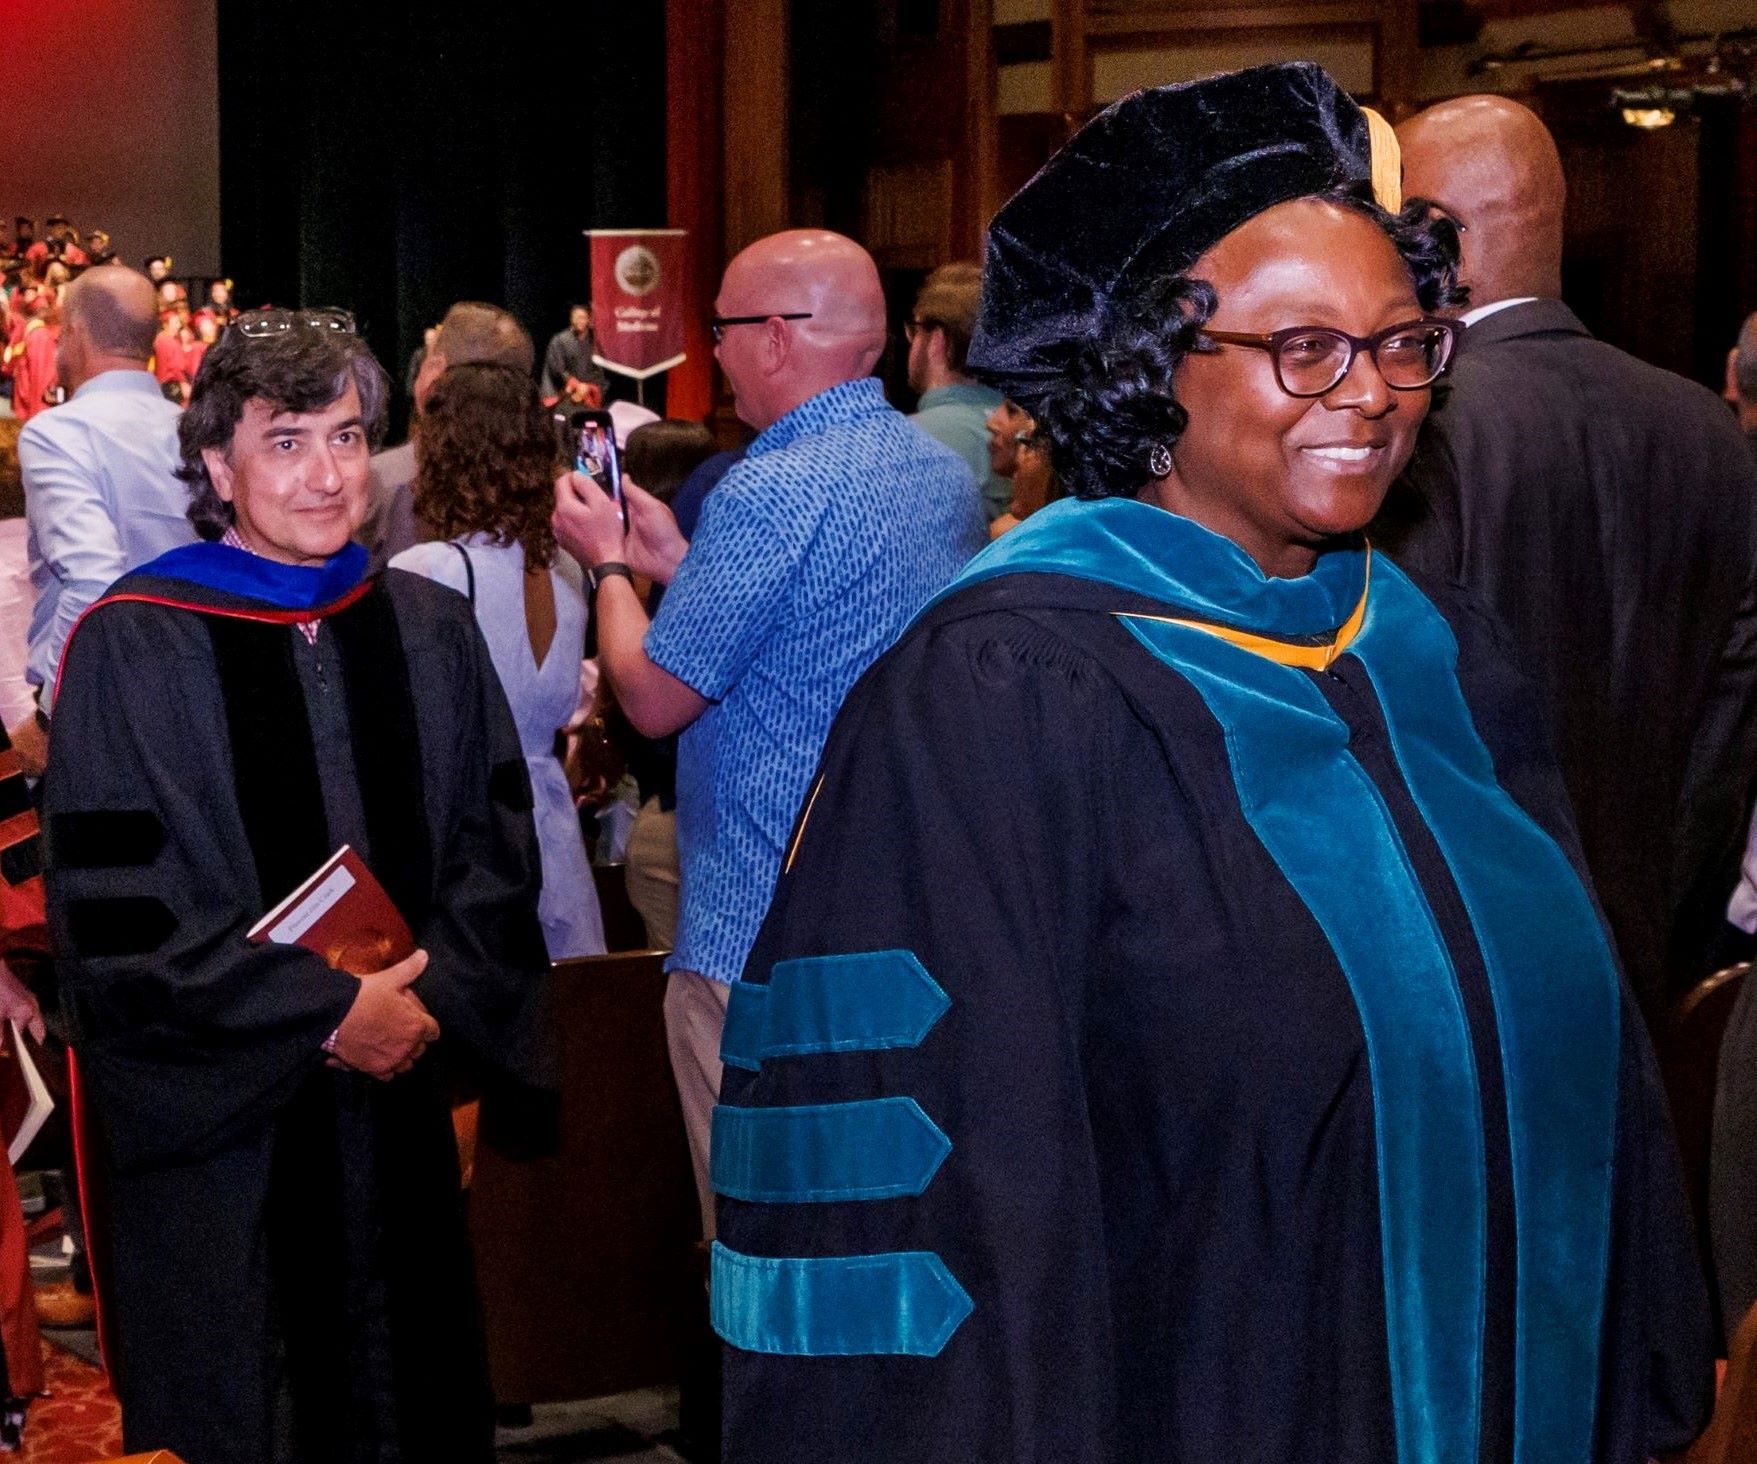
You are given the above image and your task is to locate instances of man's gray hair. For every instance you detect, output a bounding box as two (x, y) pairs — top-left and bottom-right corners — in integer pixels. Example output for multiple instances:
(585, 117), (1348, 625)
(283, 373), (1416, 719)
(177, 325), (391, 540)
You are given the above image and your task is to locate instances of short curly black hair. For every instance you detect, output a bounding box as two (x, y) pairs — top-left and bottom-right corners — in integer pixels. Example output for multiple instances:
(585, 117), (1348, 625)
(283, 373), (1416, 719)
(1020, 188), (1466, 501)
(178, 324), (390, 539)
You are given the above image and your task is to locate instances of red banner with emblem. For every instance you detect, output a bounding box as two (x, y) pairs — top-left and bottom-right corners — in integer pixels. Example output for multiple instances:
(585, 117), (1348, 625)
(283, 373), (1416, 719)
(587, 229), (688, 381)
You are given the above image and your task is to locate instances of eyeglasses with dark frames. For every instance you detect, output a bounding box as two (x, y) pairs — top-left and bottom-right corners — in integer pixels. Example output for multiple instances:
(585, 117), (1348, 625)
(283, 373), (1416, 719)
(710, 312), (813, 344)
(1200, 317), (1460, 399)
(234, 307), (358, 339)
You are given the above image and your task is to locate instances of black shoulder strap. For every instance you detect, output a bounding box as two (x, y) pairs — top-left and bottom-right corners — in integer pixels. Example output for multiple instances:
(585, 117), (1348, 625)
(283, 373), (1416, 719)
(450, 542), (476, 606)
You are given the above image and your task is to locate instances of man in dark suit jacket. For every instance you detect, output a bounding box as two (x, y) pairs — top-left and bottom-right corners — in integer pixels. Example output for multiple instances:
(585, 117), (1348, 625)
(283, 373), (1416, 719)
(1383, 95), (1757, 1033)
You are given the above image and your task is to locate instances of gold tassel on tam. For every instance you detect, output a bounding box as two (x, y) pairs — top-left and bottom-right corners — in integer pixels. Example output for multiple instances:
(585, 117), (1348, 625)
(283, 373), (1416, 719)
(1362, 107), (1403, 213)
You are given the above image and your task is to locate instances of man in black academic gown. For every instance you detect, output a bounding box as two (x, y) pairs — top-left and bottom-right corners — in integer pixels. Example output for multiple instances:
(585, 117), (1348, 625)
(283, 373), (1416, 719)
(1380, 96), (1757, 1031)
(41, 310), (553, 1463)
(540, 303), (609, 408)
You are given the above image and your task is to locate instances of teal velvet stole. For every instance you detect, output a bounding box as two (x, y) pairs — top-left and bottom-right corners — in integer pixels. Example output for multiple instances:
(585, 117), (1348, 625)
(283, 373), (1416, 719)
(1351, 566), (1619, 1463)
(1125, 609), (1488, 1464)
(939, 500), (1619, 1464)
(929, 494), (1369, 633)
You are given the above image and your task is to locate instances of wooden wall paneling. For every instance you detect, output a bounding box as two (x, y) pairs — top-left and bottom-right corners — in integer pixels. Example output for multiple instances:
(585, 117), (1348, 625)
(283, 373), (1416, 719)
(863, 160), (959, 270)
(962, 0), (1003, 253)
(665, 0), (725, 421)
(1053, 0), (1094, 117)
(1087, 23), (1381, 101)
(723, 0), (790, 259)
(1085, 0), (1375, 26)
(1554, 111), (1702, 379)
(997, 113), (1070, 200)
(1374, 0), (1418, 110)
(1045, 0), (1423, 112)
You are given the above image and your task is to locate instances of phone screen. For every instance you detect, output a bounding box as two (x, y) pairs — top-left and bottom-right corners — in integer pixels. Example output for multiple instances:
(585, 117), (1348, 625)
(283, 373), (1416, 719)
(559, 409), (627, 531)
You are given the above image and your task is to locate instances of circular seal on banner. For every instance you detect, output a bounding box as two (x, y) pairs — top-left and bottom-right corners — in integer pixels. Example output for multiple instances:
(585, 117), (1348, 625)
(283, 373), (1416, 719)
(615, 245), (662, 297)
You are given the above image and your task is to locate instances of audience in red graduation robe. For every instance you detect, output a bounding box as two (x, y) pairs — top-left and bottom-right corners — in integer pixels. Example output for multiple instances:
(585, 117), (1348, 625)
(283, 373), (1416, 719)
(153, 307), (192, 402)
(7, 296), (59, 425)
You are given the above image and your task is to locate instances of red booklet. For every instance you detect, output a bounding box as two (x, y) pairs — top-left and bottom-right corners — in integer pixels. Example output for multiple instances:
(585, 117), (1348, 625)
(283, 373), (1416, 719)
(246, 845), (414, 977)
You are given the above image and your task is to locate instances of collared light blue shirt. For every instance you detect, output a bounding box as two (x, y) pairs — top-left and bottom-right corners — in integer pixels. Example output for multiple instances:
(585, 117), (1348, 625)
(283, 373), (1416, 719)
(20, 370), (194, 711)
(646, 377), (986, 984)
(911, 381), (1010, 523)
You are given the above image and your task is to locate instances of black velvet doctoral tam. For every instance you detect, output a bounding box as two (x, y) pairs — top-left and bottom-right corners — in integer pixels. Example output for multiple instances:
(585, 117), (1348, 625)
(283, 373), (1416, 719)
(968, 60), (1375, 403)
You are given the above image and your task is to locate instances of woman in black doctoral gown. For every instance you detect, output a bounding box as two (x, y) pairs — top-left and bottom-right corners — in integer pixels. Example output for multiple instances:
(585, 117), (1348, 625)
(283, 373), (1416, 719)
(709, 62), (1713, 1464)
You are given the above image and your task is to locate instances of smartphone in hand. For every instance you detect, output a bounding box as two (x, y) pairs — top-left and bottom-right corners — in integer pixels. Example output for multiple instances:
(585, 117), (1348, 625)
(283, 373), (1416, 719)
(556, 408), (626, 531)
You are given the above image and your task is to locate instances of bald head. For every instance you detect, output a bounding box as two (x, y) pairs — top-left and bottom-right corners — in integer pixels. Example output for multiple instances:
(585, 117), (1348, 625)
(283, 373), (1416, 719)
(714, 230), (886, 429)
(1734, 314), (1757, 402)
(1729, 313), (1757, 429)
(64, 264), (158, 359)
(1398, 95), (1566, 307)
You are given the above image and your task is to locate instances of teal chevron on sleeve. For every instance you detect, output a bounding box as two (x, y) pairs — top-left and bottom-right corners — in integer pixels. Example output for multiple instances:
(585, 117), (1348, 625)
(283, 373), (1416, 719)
(711, 1243), (974, 1357)
(719, 949), (950, 1071)
(710, 1096), (951, 1203)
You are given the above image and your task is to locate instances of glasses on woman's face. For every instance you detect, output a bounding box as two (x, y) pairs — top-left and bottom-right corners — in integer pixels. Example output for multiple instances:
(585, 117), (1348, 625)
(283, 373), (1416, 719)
(1200, 317), (1460, 399)
(234, 308), (357, 339)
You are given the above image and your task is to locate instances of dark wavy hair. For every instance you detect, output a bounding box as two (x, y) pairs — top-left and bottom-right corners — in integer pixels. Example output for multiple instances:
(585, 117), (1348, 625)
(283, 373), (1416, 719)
(178, 325), (390, 538)
(414, 362), (558, 568)
(1024, 188), (1466, 501)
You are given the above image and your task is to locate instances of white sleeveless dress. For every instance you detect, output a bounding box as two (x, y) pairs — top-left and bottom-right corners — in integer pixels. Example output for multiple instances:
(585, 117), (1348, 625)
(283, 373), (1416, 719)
(391, 533), (607, 958)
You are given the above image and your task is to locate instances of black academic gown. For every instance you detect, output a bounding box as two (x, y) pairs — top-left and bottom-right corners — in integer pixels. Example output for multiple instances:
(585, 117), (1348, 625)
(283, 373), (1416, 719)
(42, 542), (554, 1464)
(713, 499), (1712, 1464)
(541, 328), (609, 402)
(1377, 300), (1757, 1029)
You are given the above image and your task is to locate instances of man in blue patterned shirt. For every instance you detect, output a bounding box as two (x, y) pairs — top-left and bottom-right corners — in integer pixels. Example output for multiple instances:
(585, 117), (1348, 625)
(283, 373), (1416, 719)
(554, 229), (986, 1232)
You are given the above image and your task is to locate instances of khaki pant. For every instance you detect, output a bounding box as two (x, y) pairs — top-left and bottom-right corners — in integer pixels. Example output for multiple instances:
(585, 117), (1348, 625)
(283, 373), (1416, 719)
(625, 797), (680, 950)
(664, 969), (731, 1239)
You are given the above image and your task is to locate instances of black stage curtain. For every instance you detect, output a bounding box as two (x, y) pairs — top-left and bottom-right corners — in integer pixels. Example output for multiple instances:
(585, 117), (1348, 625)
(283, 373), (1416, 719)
(218, 0), (666, 432)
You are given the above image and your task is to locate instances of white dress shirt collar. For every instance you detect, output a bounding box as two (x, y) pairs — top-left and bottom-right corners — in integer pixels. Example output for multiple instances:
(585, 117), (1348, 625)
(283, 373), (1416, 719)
(1459, 297), (1540, 329)
(70, 367), (164, 401)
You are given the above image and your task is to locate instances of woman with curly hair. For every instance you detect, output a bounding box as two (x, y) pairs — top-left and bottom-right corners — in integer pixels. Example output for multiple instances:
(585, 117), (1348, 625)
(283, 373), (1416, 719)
(711, 63), (1711, 1464)
(392, 361), (605, 958)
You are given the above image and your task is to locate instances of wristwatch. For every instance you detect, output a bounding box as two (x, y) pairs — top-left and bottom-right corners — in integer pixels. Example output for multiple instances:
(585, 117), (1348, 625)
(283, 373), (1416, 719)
(586, 561), (634, 597)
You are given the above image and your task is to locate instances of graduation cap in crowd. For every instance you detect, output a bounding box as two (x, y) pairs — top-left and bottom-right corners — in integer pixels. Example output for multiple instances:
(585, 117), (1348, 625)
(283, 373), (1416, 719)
(968, 61), (1394, 404)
